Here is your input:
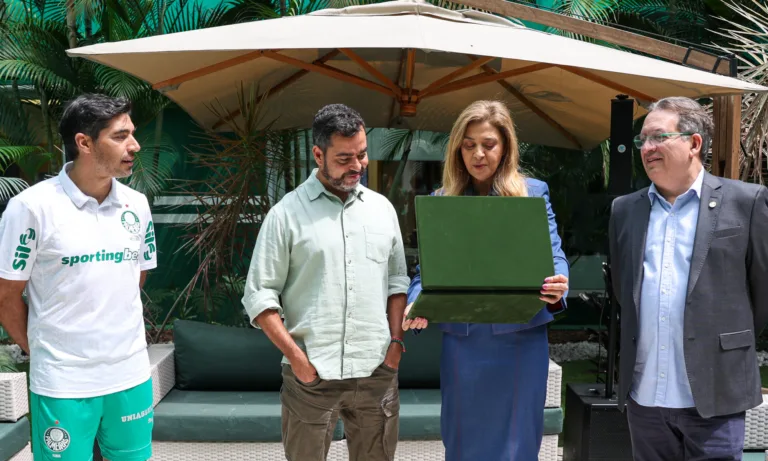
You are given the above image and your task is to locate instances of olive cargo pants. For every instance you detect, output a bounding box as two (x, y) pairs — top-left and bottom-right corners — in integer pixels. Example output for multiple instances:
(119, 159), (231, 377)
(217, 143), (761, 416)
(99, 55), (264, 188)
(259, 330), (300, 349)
(280, 363), (400, 461)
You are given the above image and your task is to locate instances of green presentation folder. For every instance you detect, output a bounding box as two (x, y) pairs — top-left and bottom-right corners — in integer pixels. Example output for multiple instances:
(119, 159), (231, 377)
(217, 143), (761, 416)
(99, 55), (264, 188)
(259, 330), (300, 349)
(407, 195), (555, 324)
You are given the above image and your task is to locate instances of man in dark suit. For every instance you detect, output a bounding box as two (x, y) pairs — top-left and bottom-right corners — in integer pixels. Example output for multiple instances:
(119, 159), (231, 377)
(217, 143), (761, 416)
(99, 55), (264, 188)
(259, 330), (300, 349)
(609, 96), (768, 460)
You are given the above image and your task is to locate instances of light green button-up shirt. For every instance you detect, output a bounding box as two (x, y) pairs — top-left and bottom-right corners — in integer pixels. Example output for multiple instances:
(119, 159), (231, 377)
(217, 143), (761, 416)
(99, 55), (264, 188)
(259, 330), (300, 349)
(242, 170), (410, 380)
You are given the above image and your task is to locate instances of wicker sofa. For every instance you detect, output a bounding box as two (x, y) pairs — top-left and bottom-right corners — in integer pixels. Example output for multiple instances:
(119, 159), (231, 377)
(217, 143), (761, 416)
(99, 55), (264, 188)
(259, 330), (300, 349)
(0, 372), (31, 461)
(147, 319), (563, 461)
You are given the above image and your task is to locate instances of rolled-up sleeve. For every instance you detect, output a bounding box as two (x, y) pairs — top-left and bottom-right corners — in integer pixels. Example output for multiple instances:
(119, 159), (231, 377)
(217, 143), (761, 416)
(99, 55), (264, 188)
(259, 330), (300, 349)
(387, 205), (410, 297)
(242, 207), (289, 326)
(407, 264), (422, 305)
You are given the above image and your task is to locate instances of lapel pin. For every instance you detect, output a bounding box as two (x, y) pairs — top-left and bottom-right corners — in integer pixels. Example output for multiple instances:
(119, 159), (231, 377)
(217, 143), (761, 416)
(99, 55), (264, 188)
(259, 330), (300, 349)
(709, 200), (717, 209)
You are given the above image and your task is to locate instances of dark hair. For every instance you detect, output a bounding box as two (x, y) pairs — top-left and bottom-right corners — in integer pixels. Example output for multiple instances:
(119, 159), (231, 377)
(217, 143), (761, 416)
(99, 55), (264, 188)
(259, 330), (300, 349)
(59, 94), (132, 161)
(312, 104), (365, 153)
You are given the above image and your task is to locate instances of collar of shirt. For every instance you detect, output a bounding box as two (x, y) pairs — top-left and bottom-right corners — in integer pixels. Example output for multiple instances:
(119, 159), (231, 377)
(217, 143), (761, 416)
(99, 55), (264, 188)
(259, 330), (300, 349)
(59, 162), (123, 209)
(648, 167), (704, 207)
(304, 168), (364, 203)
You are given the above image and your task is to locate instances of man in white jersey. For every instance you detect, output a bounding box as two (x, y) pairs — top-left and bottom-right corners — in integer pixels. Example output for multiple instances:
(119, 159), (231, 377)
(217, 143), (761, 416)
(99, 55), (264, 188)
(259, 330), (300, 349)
(0, 94), (157, 461)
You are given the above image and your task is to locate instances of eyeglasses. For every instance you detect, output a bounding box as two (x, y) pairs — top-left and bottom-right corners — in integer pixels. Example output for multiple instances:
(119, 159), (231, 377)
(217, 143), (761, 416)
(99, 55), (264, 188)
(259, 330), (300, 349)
(633, 132), (694, 149)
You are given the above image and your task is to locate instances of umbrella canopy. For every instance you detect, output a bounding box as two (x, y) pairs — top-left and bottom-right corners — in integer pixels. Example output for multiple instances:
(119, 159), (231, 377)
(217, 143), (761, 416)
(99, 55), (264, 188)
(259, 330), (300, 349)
(67, 0), (767, 150)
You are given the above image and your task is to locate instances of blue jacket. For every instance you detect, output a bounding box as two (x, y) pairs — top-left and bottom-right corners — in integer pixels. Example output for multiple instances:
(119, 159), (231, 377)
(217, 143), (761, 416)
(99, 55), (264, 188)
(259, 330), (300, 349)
(406, 177), (569, 335)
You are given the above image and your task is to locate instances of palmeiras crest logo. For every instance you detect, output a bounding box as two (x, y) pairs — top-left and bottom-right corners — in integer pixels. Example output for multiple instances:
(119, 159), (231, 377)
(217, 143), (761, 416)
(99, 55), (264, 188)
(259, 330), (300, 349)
(44, 426), (70, 452)
(121, 210), (141, 235)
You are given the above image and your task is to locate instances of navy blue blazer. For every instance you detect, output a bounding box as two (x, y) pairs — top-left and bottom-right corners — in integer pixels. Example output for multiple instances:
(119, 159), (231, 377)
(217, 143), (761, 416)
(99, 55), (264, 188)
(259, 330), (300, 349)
(406, 177), (570, 335)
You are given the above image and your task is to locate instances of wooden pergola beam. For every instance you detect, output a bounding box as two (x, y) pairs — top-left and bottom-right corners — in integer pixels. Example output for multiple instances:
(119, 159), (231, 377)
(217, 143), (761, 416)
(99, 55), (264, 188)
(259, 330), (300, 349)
(451, 0), (732, 76)
(711, 95), (741, 179)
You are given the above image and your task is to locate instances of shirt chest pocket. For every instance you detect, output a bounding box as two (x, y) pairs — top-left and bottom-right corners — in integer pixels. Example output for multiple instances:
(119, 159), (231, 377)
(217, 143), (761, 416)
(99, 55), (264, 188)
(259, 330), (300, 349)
(364, 226), (391, 264)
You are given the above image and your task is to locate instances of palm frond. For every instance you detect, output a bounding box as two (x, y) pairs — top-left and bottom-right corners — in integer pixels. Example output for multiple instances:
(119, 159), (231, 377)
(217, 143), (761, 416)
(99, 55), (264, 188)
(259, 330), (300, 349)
(14, 147), (53, 183)
(711, 0), (768, 184)
(94, 65), (148, 101)
(218, 0), (274, 24)
(327, 0), (378, 8)
(0, 177), (30, 202)
(163, 0), (232, 32)
(415, 131), (449, 154)
(0, 21), (79, 94)
(378, 129), (413, 161)
(171, 82), (287, 315)
(0, 89), (36, 146)
(120, 133), (178, 200)
(0, 146), (46, 171)
(556, 0), (616, 23)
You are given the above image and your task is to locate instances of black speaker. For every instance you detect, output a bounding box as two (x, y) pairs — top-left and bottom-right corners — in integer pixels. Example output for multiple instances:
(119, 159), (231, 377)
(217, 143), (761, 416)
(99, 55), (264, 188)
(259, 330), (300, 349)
(563, 383), (634, 461)
(607, 95), (635, 196)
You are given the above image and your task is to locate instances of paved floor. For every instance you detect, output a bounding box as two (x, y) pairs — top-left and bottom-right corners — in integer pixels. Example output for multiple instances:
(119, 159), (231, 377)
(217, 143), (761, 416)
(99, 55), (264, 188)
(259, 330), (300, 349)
(557, 448), (766, 460)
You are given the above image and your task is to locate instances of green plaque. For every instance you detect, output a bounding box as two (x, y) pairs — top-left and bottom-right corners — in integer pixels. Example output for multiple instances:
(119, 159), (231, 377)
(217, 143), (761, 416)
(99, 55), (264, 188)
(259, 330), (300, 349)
(407, 195), (555, 323)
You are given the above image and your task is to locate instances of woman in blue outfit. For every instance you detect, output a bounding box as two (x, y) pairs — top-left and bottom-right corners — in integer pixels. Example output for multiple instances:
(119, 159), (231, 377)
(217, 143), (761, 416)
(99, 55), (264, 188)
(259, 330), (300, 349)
(403, 100), (570, 461)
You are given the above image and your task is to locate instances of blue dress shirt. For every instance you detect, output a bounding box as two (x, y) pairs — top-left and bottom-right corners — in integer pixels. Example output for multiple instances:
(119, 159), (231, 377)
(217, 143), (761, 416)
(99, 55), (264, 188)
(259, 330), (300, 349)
(631, 168), (704, 408)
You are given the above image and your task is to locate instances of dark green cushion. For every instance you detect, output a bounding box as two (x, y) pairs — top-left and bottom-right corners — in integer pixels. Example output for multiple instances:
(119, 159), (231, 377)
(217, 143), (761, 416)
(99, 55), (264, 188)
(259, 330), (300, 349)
(397, 390), (563, 439)
(544, 406), (563, 435)
(398, 389), (443, 440)
(173, 319), (284, 391)
(0, 417), (30, 461)
(153, 390), (344, 442)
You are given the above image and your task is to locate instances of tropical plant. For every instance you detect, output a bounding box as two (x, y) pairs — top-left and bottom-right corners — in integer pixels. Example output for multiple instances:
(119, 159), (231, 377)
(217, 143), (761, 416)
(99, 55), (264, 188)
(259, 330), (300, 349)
(150, 84), (293, 338)
(0, 347), (18, 373)
(0, 0), (241, 203)
(711, 0), (768, 185)
(377, 129), (450, 201)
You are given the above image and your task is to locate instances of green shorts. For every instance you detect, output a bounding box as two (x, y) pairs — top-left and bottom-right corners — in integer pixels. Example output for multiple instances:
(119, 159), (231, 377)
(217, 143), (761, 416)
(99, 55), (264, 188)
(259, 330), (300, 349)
(30, 378), (154, 461)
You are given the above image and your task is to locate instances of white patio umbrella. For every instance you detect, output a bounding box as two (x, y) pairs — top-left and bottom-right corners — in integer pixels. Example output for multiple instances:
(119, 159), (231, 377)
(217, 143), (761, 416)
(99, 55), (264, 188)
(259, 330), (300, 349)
(66, 0), (767, 150)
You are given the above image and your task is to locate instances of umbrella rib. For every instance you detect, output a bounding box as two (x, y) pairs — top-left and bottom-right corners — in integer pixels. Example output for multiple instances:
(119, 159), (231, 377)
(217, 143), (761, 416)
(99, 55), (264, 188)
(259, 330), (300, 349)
(420, 56), (496, 96)
(558, 66), (656, 103)
(211, 50), (341, 131)
(339, 48), (402, 98)
(263, 50), (395, 97)
(405, 49), (416, 96)
(152, 50), (267, 91)
(388, 50), (408, 127)
(422, 63), (553, 98)
(474, 61), (582, 150)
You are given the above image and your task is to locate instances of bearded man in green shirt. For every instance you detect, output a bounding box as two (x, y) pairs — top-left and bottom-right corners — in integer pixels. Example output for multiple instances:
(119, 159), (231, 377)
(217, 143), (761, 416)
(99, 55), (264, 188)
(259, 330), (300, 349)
(242, 104), (410, 461)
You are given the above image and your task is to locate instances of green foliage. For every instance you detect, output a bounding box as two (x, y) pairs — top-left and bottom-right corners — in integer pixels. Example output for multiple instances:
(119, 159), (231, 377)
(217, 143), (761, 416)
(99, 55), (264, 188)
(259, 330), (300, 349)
(711, 0), (768, 184)
(521, 142), (610, 255)
(119, 133), (179, 202)
(0, 347), (19, 373)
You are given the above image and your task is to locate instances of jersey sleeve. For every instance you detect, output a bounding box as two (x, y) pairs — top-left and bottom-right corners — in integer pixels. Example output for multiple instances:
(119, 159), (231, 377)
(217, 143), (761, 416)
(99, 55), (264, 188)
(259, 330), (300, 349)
(139, 197), (157, 271)
(0, 198), (41, 281)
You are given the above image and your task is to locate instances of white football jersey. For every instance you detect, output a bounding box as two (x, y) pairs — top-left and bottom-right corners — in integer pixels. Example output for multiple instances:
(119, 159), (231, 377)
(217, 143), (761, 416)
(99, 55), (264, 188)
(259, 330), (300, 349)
(0, 163), (157, 398)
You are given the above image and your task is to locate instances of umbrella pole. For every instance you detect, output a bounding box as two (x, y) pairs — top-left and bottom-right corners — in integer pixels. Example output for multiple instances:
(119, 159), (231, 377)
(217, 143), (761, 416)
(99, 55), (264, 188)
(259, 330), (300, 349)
(604, 94), (634, 399)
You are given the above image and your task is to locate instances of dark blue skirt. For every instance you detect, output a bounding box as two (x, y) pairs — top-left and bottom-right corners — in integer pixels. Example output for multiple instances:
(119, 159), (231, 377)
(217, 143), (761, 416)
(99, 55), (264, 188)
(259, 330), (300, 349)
(440, 323), (549, 461)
